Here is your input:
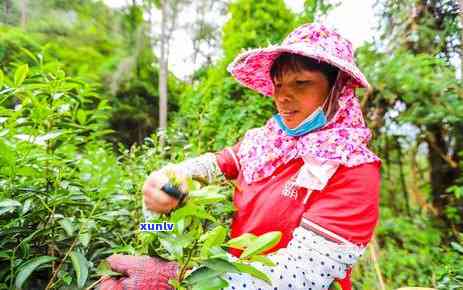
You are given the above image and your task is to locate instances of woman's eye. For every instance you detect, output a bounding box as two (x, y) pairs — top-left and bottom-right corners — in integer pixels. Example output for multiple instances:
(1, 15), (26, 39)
(296, 80), (310, 85)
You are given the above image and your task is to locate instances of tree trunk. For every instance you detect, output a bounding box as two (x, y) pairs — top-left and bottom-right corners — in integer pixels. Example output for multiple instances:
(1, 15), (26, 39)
(158, 0), (168, 139)
(426, 124), (460, 220)
(459, 0), (463, 78)
(20, 0), (27, 28)
(3, 0), (11, 23)
(396, 140), (410, 216)
(409, 142), (437, 215)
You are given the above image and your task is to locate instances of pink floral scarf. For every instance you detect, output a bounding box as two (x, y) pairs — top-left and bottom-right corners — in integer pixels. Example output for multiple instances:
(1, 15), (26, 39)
(237, 73), (381, 184)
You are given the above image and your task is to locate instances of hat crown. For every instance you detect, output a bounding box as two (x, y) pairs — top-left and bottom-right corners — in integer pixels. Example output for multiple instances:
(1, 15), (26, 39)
(282, 23), (354, 63)
(227, 22), (370, 96)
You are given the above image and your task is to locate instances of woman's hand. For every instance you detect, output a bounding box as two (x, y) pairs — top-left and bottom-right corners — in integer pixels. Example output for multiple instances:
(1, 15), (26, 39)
(142, 164), (188, 214)
(98, 254), (178, 290)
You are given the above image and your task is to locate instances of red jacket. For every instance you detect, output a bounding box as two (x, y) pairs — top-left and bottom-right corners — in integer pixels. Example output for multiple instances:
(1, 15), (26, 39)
(215, 142), (381, 289)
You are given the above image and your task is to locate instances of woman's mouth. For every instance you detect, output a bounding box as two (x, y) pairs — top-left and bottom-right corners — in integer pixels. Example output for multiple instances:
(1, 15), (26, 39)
(280, 110), (298, 118)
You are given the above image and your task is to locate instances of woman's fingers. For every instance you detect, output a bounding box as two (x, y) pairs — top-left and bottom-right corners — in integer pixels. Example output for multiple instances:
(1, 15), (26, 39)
(106, 255), (150, 274)
(143, 187), (178, 213)
(142, 168), (181, 214)
(161, 164), (190, 194)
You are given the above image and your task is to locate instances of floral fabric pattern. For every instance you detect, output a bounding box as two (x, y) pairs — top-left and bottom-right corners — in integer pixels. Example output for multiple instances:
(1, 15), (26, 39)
(237, 73), (380, 184)
(227, 23), (370, 97)
(227, 23), (380, 184)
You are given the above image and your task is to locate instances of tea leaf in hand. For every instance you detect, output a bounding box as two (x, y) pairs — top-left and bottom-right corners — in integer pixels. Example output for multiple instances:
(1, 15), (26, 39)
(96, 260), (123, 277)
(225, 233), (257, 250)
(232, 262), (272, 284)
(240, 231), (282, 259)
(248, 255), (276, 267)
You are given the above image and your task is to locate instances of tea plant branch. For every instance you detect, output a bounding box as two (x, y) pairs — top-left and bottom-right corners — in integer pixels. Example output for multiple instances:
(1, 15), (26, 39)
(178, 239), (198, 282)
(45, 237), (79, 290)
(369, 236), (386, 290)
(35, 195), (54, 214)
(45, 198), (104, 289)
(9, 228), (47, 289)
(84, 276), (105, 290)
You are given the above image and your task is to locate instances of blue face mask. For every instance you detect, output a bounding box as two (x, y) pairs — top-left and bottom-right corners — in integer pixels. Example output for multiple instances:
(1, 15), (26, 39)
(273, 71), (339, 137)
(273, 106), (327, 137)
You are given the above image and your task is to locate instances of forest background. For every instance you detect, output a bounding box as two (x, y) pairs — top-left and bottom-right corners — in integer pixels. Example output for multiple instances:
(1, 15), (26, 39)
(0, 0), (462, 289)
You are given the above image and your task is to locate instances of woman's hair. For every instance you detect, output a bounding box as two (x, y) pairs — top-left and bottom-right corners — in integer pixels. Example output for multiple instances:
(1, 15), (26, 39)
(270, 53), (339, 89)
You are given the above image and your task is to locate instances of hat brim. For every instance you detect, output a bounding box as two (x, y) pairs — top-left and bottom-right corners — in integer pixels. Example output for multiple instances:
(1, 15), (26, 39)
(227, 43), (370, 97)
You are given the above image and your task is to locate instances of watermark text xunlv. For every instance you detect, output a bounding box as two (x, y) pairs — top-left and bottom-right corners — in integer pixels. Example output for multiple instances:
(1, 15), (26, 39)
(139, 222), (174, 232)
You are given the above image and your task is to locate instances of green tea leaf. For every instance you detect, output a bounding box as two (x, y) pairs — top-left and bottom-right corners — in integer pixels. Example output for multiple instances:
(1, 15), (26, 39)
(79, 232), (91, 248)
(76, 110), (87, 125)
(233, 262), (272, 284)
(200, 226), (227, 258)
(225, 233), (257, 250)
(58, 218), (75, 237)
(17, 167), (39, 177)
(158, 235), (184, 259)
(450, 242), (463, 254)
(207, 246), (229, 259)
(240, 232), (282, 259)
(203, 258), (239, 274)
(19, 48), (38, 64)
(0, 69), (4, 87)
(15, 256), (57, 289)
(0, 139), (15, 166)
(248, 255), (276, 266)
(96, 260), (123, 277)
(0, 251), (11, 260)
(189, 185), (226, 205)
(0, 199), (21, 208)
(14, 64), (29, 87)
(0, 199), (21, 216)
(184, 267), (222, 285)
(21, 199), (33, 215)
(191, 276), (228, 290)
(70, 251), (89, 288)
(170, 203), (216, 223)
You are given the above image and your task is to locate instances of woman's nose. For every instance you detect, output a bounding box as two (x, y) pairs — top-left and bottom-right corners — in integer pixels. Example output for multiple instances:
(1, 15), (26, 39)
(275, 89), (292, 102)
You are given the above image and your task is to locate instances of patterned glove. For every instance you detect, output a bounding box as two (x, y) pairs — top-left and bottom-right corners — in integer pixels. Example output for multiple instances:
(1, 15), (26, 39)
(98, 254), (178, 290)
(172, 152), (223, 184)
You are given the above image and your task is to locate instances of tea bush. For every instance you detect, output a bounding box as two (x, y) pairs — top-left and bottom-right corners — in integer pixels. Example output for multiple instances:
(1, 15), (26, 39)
(0, 60), (282, 289)
(0, 60), (145, 289)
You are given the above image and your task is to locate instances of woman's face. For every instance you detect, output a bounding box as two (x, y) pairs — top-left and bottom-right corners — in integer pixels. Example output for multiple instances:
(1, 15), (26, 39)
(272, 69), (330, 129)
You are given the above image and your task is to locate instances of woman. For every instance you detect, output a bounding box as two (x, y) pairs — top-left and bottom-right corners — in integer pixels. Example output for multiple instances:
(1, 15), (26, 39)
(100, 23), (381, 290)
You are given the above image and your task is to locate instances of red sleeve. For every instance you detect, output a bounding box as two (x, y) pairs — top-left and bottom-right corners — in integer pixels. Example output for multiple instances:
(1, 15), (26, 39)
(215, 142), (241, 180)
(302, 161), (381, 245)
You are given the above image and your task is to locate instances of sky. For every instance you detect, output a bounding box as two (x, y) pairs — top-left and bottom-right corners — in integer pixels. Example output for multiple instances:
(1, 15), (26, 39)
(104, 0), (378, 79)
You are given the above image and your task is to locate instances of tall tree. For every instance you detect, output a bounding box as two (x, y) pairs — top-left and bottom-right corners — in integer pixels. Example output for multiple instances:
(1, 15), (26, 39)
(159, 0), (168, 135)
(363, 0), (463, 225)
(157, 0), (189, 137)
(190, 0), (229, 68)
(3, 0), (12, 23)
(20, 0), (27, 27)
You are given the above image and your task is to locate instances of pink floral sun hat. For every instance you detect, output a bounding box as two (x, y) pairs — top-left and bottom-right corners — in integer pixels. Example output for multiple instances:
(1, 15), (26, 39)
(226, 23), (380, 186)
(227, 23), (370, 96)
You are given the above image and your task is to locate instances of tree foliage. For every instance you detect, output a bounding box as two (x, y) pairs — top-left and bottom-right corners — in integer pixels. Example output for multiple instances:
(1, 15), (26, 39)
(0, 0), (462, 289)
